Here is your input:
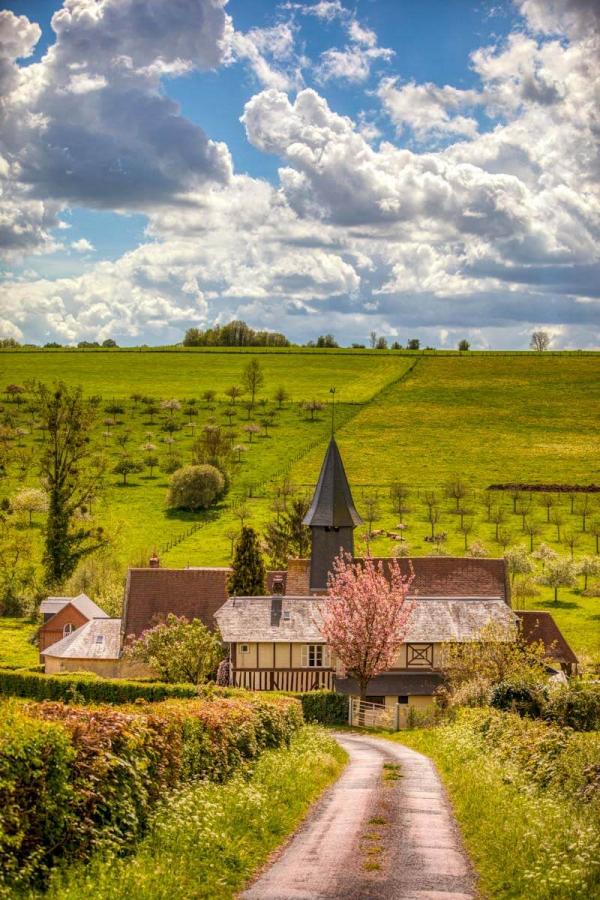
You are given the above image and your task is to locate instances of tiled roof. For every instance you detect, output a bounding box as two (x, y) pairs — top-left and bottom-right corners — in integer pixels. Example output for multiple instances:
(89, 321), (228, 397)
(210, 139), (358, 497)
(358, 557), (510, 602)
(40, 593), (108, 620)
(123, 567), (232, 637)
(516, 610), (578, 666)
(215, 595), (517, 644)
(42, 618), (122, 660)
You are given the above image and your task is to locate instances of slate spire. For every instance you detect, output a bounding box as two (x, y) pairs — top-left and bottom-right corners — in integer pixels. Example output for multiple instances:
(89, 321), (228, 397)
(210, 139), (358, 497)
(303, 438), (362, 591)
(303, 438), (362, 528)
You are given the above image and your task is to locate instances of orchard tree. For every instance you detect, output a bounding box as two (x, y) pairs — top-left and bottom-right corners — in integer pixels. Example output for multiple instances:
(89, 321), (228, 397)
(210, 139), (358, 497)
(11, 487), (48, 525)
(457, 339), (470, 351)
(578, 556), (600, 591)
(390, 482), (411, 519)
(274, 386), (289, 408)
(505, 545), (534, 585)
(539, 493), (556, 523)
(445, 476), (468, 510)
(590, 519), (600, 555)
(538, 557), (577, 603)
(228, 526), (265, 596)
(319, 553), (414, 702)
(126, 614), (223, 683)
(302, 399), (325, 421)
(225, 385), (242, 405)
(113, 457), (143, 485)
(35, 382), (106, 588)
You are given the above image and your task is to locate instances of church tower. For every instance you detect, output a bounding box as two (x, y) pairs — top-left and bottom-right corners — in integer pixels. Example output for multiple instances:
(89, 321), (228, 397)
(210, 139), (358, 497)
(302, 438), (363, 591)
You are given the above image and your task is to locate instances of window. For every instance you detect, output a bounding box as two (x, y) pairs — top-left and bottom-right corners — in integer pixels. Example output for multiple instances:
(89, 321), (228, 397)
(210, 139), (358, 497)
(63, 623), (74, 637)
(366, 695), (385, 706)
(397, 695), (409, 705)
(95, 635), (104, 644)
(240, 644), (250, 654)
(282, 610), (291, 622)
(309, 644), (323, 667)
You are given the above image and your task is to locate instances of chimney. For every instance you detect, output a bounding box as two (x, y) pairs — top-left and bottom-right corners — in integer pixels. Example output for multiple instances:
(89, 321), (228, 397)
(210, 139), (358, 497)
(149, 551), (160, 568)
(271, 574), (285, 595)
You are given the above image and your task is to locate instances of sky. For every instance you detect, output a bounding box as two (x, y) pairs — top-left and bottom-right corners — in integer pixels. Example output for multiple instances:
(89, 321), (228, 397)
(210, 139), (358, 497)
(0, 0), (599, 349)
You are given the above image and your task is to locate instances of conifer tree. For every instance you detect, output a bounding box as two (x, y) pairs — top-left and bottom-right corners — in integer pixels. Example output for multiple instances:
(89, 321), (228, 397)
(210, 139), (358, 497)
(228, 525), (266, 596)
(264, 498), (311, 568)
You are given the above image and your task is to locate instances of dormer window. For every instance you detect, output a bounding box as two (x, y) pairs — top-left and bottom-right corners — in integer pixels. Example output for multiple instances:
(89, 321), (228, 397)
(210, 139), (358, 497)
(282, 610), (291, 622)
(95, 635), (104, 644)
(63, 623), (74, 637)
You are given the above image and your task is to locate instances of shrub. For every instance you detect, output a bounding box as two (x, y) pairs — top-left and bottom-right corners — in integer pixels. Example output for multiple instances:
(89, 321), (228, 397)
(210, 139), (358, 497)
(0, 693), (302, 891)
(0, 668), (199, 703)
(489, 680), (546, 718)
(167, 464), (225, 511)
(294, 690), (348, 725)
(543, 683), (600, 731)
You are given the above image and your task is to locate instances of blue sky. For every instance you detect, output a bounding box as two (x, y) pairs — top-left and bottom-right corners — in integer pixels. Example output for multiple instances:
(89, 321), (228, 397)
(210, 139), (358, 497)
(0, 0), (598, 347)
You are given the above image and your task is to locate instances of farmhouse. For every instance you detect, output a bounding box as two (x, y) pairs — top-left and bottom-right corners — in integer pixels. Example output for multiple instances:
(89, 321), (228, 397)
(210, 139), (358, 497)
(40, 437), (577, 711)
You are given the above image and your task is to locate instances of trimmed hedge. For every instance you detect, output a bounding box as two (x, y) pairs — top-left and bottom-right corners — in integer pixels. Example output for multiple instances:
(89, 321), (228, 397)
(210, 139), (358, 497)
(0, 668), (199, 703)
(543, 684), (600, 732)
(0, 693), (303, 892)
(292, 690), (348, 725)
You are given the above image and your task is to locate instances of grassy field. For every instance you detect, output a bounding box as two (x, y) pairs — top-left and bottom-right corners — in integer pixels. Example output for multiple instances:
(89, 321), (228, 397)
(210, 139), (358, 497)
(0, 618), (38, 669)
(40, 726), (346, 900)
(0, 348), (598, 661)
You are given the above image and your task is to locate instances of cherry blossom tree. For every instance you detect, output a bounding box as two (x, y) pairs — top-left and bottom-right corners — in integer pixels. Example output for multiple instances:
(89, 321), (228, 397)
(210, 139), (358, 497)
(318, 552), (415, 702)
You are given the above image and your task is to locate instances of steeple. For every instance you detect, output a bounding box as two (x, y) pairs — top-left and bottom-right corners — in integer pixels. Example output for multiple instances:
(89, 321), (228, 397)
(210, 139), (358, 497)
(303, 438), (362, 590)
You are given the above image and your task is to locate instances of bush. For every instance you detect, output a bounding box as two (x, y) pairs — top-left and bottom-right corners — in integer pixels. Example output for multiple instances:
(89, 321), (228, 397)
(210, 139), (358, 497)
(167, 464), (225, 511)
(543, 683), (600, 731)
(294, 690), (348, 725)
(0, 693), (302, 892)
(0, 668), (201, 703)
(489, 680), (546, 718)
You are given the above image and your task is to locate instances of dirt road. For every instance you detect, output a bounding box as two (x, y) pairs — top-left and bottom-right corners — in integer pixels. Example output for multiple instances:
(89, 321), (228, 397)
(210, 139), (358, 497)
(241, 731), (475, 900)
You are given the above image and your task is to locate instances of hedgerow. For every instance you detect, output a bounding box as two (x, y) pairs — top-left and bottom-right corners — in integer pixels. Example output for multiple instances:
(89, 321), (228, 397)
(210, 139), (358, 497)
(0, 669), (199, 703)
(0, 693), (302, 894)
(291, 689), (348, 725)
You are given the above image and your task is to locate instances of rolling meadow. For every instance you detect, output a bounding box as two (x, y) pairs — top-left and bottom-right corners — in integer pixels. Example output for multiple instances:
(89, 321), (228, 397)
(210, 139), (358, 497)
(1, 348), (599, 664)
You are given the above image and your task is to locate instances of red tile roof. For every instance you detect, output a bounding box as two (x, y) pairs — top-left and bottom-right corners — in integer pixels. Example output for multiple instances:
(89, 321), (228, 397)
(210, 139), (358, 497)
(516, 610), (578, 668)
(357, 557), (510, 602)
(123, 567), (231, 638)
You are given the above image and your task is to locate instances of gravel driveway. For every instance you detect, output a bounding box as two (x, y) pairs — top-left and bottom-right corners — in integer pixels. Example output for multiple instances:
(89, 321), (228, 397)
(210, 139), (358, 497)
(241, 731), (475, 900)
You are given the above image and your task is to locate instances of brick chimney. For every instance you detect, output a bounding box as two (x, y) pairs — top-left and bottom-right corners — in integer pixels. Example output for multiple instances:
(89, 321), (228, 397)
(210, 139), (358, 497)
(149, 551), (160, 568)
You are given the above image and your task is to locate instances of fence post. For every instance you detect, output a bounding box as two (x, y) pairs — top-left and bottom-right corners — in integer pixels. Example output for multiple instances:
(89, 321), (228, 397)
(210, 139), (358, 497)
(395, 703), (400, 732)
(348, 696), (353, 726)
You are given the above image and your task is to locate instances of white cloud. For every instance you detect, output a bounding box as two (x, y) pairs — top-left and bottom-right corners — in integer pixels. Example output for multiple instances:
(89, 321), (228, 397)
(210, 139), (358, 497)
(0, 2), (233, 256)
(377, 78), (481, 139)
(71, 238), (94, 252)
(315, 16), (394, 85)
(230, 23), (302, 91)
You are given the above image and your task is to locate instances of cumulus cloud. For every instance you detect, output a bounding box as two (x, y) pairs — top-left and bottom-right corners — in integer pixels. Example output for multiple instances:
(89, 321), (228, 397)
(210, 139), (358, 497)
(0, 1), (233, 255)
(377, 78), (481, 139)
(230, 22), (303, 90)
(315, 15), (393, 84)
(71, 238), (94, 252)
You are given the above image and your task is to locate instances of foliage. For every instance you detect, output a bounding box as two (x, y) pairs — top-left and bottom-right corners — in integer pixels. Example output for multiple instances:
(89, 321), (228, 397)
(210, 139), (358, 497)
(530, 330), (551, 351)
(34, 382), (106, 588)
(166, 464), (225, 511)
(263, 497), (311, 568)
(241, 358), (264, 406)
(111, 457), (143, 484)
(438, 621), (550, 706)
(0, 619), (39, 669)
(489, 679), (546, 717)
(542, 683), (600, 731)
(0, 531), (38, 616)
(320, 553), (414, 699)
(398, 712), (600, 900)
(125, 614), (223, 684)
(292, 689), (348, 725)
(0, 693), (303, 892)
(9, 488), (48, 525)
(0, 669), (201, 703)
(228, 526), (266, 596)
(537, 556), (577, 601)
(183, 320), (289, 348)
(41, 727), (345, 900)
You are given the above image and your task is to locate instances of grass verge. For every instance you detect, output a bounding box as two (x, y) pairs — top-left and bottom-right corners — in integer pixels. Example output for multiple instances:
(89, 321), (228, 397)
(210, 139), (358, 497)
(0, 618), (38, 669)
(389, 722), (599, 900)
(35, 726), (346, 900)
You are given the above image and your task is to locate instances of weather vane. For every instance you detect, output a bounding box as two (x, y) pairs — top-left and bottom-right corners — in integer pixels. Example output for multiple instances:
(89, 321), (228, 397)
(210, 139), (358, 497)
(330, 386), (336, 436)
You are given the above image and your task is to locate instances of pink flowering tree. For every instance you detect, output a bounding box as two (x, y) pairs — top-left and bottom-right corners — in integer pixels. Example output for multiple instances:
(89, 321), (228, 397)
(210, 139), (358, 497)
(319, 553), (415, 702)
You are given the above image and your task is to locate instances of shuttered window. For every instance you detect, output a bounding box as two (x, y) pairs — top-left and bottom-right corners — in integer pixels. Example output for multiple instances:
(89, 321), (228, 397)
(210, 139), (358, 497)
(301, 644), (328, 667)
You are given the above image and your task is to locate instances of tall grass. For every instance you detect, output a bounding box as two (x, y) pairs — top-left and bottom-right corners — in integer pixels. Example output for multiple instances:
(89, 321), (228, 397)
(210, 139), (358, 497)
(36, 726), (346, 900)
(396, 718), (600, 899)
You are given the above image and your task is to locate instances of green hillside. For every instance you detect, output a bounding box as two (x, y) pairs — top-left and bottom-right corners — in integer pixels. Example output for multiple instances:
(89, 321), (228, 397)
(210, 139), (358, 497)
(0, 348), (598, 662)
